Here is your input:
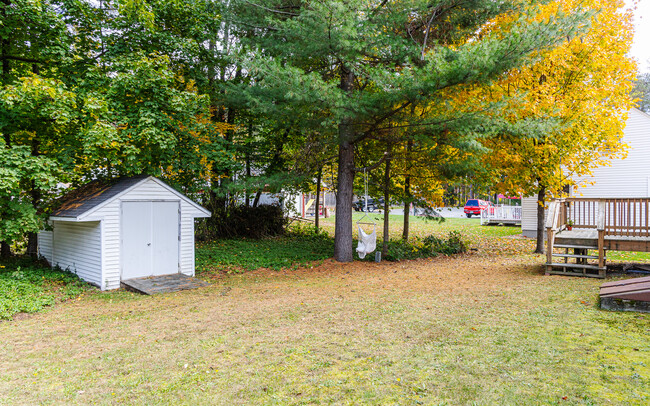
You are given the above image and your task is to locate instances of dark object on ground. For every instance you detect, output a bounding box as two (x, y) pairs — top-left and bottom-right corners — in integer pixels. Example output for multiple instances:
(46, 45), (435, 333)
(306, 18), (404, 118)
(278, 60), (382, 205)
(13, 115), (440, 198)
(121, 274), (210, 295)
(600, 276), (650, 313)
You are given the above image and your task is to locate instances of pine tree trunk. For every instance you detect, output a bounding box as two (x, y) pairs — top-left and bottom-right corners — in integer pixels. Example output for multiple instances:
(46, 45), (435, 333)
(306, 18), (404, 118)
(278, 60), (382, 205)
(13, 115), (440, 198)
(535, 186), (546, 254)
(382, 151), (391, 257)
(315, 167), (322, 233)
(334, 68), (356, 262)
(334, 140), (355, 262)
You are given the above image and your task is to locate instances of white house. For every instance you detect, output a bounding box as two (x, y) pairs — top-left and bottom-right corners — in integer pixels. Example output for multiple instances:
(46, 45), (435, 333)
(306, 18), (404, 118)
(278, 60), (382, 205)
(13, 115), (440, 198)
(522, 108), (650, 237)
(38, 176), (211, 290)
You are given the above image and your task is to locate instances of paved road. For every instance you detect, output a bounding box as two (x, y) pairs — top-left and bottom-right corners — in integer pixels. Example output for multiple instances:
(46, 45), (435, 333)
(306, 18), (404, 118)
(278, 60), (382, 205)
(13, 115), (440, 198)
(388, 207), (468, 218)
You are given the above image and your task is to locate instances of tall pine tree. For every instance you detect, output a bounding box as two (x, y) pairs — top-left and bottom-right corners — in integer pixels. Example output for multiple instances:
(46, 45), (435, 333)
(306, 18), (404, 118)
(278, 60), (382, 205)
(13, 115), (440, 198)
(233, 0), (590, 261)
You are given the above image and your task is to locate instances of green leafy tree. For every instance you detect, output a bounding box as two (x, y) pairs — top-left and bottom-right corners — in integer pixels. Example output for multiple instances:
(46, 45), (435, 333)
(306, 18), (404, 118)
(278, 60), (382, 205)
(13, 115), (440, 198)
(0, 0), (233, 252)
(234, 0), (589, 261)
(0, 145), (60, 247)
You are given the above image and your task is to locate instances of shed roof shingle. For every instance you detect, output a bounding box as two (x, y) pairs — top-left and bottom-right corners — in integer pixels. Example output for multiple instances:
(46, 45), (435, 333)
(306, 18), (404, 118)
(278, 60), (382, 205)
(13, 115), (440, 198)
(51, 175), (149, 218)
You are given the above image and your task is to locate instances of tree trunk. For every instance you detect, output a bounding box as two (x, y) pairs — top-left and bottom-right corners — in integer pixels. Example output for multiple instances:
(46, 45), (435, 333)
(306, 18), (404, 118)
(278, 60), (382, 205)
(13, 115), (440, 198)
(315, 167), (322, 233)
(382, 150), (391, 257)
(26, 134), (41, 258)
(245, 149), (251, 207)
(334, 68), (356, 262)
(334, 140), (355, 262)
(402, 139), (413, 241)
(1, 0), (10, 146)
(0, 0), (9, 87)
(27, 183), (41, 258)
(535, 186), (546, 254)
(253, 188), (263, 208)
(0, 241), (11, 258)
(402, 176), (410, 241)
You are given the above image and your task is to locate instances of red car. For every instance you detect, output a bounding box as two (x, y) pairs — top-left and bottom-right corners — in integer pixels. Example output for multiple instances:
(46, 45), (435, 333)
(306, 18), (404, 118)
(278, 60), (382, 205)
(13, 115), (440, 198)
(463, 199), (491, 218)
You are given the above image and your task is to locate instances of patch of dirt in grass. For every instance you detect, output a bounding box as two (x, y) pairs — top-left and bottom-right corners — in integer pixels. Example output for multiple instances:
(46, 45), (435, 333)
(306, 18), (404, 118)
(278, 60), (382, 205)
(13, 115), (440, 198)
(1, 254), (648, 405)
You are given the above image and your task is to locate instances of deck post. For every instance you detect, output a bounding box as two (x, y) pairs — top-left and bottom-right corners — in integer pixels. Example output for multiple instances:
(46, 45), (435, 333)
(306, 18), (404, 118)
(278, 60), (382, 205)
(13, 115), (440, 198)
(545, 201), (559, 275)
(597, 200), (606, 277)
(546, 228), (554, 275)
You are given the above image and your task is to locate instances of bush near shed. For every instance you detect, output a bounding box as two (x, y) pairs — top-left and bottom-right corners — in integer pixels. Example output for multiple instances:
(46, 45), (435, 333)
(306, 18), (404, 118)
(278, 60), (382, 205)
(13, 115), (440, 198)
(0, 258), (90, 320)
(198, 205), (287, 240)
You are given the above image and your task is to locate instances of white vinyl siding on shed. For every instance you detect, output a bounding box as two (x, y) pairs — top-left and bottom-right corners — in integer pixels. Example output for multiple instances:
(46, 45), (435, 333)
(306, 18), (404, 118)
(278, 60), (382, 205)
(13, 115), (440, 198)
(90, 178), (205, 290)
(51, 221), (102, 287)
(38, 176), (209, 290)
(38, 229), (53, 264)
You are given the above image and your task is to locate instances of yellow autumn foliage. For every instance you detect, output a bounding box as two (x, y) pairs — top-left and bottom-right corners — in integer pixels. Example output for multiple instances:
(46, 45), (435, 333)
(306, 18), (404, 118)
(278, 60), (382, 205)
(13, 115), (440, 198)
(459, 0), (637, 197)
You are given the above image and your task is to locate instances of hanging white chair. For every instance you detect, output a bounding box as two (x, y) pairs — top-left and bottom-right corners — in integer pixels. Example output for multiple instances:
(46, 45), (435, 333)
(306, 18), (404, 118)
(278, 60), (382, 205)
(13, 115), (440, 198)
(356, 169), (377, 259)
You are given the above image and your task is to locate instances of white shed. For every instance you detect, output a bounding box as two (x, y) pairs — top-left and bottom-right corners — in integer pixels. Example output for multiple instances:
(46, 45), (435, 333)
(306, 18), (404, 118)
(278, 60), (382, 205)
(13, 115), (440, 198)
(38, 176), (211, 290)
(522, 108), (650, 237)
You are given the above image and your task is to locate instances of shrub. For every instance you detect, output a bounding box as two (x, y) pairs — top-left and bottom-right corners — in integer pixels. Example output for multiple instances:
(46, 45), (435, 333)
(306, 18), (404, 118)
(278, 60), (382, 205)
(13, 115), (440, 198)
(198, 204), (288, 240)
(0, 258), (90, 320)
(382, 231), (467, 261)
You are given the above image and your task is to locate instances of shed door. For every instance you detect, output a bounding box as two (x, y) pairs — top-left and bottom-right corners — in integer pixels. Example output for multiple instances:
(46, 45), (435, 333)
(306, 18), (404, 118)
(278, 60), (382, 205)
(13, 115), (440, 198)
(121, 201), (179, 280)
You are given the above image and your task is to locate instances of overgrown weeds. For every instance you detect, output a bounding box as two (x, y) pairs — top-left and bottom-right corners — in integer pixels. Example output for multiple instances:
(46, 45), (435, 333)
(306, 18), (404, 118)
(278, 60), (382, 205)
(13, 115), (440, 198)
(0, 258), (90, 320)
(382, 231), (468, 261)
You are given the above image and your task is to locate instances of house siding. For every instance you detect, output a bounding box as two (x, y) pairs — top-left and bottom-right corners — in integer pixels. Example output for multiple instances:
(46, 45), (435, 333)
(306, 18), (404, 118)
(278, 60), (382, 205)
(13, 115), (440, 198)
(572, 109), (650, 198)
(522, 108), (650, 236)
(51, 221), (102, 287)
(521, 197), (546, 238)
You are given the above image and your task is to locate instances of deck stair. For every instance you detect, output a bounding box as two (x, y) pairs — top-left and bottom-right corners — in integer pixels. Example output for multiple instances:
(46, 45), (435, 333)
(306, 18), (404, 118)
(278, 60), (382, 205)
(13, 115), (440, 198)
(545, 197), (650, 278)
(547, 243), (606, 278)
(545, 199), (609, 278)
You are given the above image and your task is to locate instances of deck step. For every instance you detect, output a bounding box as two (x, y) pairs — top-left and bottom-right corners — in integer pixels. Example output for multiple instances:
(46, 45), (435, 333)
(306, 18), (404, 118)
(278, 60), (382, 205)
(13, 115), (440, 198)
(547, 262), (604, 271)
(553, 244), (599, 250)
(547, 270), (607, 278)
(552, 253), (602, 260)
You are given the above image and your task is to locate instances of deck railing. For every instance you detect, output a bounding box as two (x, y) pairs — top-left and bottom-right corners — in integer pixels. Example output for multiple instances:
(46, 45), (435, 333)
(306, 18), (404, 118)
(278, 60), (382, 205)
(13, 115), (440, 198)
(546, 197), (650, 271)
(557, 198), (650, 237)
(480, 205), (522, 225)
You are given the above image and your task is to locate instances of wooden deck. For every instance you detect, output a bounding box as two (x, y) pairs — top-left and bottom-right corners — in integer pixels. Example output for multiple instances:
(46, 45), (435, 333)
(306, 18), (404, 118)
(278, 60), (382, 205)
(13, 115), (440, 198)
(121, 274), (210, 295)
(546, 198), (650, 278)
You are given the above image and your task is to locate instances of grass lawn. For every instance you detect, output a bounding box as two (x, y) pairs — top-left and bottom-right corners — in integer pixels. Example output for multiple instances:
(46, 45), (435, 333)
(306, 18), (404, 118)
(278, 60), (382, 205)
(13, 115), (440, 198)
(195, 231), (334, 275)
(1, 216), (649, 405)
